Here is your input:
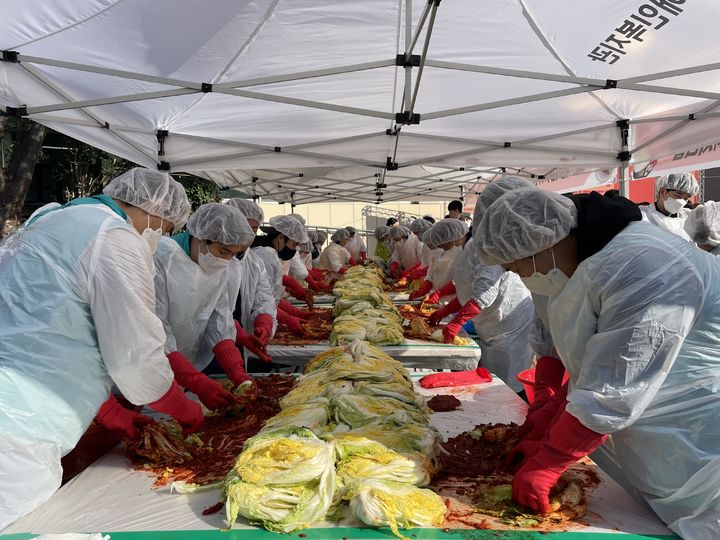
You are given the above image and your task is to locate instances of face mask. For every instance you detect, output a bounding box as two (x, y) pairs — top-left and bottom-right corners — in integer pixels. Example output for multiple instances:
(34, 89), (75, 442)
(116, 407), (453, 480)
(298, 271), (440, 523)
(278, 246), (296, 261)
(236, 250), (246, 261)
(141, 216), (164, 253)
(664, 195), (687, 215)
(311, 246), (319, 260)
(198, 242), (230, 273)
(520, 249), (570, 297)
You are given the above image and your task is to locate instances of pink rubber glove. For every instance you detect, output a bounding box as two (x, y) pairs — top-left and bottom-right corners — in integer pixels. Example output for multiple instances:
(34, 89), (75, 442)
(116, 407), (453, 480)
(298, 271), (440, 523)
(213, 339), (253, 386)
(428, 282), (456, 304)
(512, 412), (607, 513)
(148, 381), (204, 434)
(167, 351), (237, 411)
(95, 395), (153, 439)
(409, 280), (433, 301)
(443, 299), (481, 343)
(428, 297), (462, 327)
(419, 367), (493, 388)
(278, 298), (311, 319)
(253, 313), (274, 346)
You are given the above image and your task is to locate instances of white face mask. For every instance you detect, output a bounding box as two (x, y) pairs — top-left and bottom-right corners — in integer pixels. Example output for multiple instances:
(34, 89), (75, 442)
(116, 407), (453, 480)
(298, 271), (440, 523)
(198, 241), (230, 273)
(520, 249), (570, 297)
(141, 216), (164, 253)
(664, 195), (687, 215)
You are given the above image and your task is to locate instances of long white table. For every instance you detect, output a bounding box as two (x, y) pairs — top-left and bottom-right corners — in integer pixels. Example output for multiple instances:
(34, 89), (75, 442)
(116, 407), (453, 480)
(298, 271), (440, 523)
(2, 376), (676, 539)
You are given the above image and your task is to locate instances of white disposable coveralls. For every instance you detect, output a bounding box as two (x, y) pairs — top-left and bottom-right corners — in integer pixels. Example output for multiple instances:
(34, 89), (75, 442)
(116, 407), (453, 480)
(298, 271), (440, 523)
(318, 242), (351, 272)
(419, 242), (441, 268)
(282, 251), (309, 280)
(154, 236), (235, 372)
(548, 221), (720, 538)
(390, 234), (422, 270)
(344, 235), (367, 260)
(251, 246), (285, 302)
(427, 245), (463, 290)
(639, 204), (693, 242)
(452, 246), (534, 392)
(227, 249), (277, 336)
(0, 203), (172, 529)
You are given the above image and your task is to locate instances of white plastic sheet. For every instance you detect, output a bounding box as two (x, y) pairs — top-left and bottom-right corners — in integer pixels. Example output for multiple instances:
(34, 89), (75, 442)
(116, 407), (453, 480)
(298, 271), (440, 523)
(2, 377), (673, 536)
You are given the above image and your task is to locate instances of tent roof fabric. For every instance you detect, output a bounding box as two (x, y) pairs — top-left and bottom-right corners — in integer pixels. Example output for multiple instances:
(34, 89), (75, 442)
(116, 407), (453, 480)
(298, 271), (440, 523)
(2, 0), (719, 201)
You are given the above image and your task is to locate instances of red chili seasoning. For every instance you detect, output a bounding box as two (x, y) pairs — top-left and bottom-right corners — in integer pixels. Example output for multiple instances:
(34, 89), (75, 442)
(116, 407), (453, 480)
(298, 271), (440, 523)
(201, 502), (224, 516)
(427, 394), (462, 412)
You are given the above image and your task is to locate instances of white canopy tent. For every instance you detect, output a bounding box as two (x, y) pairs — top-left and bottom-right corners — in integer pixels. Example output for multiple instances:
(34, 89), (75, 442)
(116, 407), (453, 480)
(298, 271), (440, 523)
(1, 0), (719, 201)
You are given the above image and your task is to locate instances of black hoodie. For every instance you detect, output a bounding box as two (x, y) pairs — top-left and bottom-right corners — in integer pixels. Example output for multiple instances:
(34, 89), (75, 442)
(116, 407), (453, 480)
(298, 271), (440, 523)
(568, 191), (642, 263)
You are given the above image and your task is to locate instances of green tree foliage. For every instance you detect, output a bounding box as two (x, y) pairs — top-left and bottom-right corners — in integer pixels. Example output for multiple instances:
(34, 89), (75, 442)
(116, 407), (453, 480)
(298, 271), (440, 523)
(176, 174), (220, 210)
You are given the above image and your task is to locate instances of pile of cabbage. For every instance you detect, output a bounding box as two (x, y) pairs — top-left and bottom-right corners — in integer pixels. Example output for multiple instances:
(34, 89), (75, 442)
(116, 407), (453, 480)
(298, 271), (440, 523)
(330, 267), (405, 346)
(223, 340), (446, 538)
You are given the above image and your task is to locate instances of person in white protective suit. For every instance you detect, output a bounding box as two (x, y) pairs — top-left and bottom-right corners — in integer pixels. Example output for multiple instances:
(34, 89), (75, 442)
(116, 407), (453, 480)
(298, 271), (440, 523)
(154, 203), (255, 411)
(388, 225), (422, 278)
(344, 226), (367, 263)
(405, 218), (436, 282)
(372, 225), (393, 264)
(475, 187), (720, 539)
(251, 215), (312, 336)
(0, 168), (204, 531)
(409, 218), (467, 302)
(318, 228), (352, 274)
(684, 201), (720, 256)
(639, 172), (699, 241)
(223, 199), (277, 366)
(311, 230), (328, 268)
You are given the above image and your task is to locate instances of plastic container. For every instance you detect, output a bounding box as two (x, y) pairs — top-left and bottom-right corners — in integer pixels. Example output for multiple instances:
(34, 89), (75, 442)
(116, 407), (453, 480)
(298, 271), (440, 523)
(516, 368), (536, 404)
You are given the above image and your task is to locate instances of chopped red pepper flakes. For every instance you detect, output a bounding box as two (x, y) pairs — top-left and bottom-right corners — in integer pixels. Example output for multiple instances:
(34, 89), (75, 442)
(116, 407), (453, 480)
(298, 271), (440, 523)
(427, 394), (462, 412)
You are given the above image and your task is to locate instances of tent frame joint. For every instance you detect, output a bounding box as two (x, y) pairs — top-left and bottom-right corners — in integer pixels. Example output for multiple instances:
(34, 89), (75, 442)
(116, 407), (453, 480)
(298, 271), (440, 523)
(1, 50), (20, 63)
(201, 83), (213, 93)
(396, 54), (421, 67)
(386, 157), (399, 171)
(4, 105), (28, 117)
(395, 111), (420, 124)
(157, 161), (171, 171)
(156, 130), (169, 156)
(605, 79), (618, 89)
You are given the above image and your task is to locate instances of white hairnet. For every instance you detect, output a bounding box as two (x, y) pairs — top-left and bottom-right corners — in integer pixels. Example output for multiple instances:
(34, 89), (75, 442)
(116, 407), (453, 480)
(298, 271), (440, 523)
(331, 228), (351, 243)
(475, 188), (578, 265)
(225, 198), (264, 224)
(389, 225), (410, 240)
(316, 230), (328, 243)
(269, 215), (309, 243)
(103, 167), (191, 229)
(299, 241), (313, 253)
(473, 176), (536, 231)
(409, 218), (432, 235)
(662, 173), (700, 196)
(684, 202), (720, 247)
(346, 226), (357, 234)
(186, 203), (255, 246)
(374, 225), (391, 240)
(288, 213), (306, 225)
(421, 229), (437, 248)
(308, 230), (319, 243)
(426, 218), (468, 246)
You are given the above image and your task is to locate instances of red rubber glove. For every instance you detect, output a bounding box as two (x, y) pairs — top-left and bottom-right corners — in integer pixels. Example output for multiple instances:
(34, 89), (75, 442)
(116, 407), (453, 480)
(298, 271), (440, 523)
(400, 263), (421, 279)
(338, 266), (348, 274)
(278, 298), (310, 319)
(443, 299), (481, 343)
(505, 438), (542, 470)
(95, 394), (153, 439)
(529, 356), (567, 413)
(407, 266), (428, 282)
(305, 275), (330, 293)
(512, 412), (607, 513)
(167, 351), (237, 411)
(308, 268), (325, 280)
(409, 280), (433, 301)
(428, 282), (456, 304)
(420, 367), (492, 388)
(253, 313), (274, 346)
(213, 339), (253, 386)
(235, 320), (273, 364)
(359, 251), (367, 260)
(428, 297), (462, 326)
(389, 261), (400, 278)
(282, 275), (307, 301)
(518, 385), (568, 442)
(277, 308), (305, 336)
(148, 381), (204, 434)
(348, 256), (358, 266)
